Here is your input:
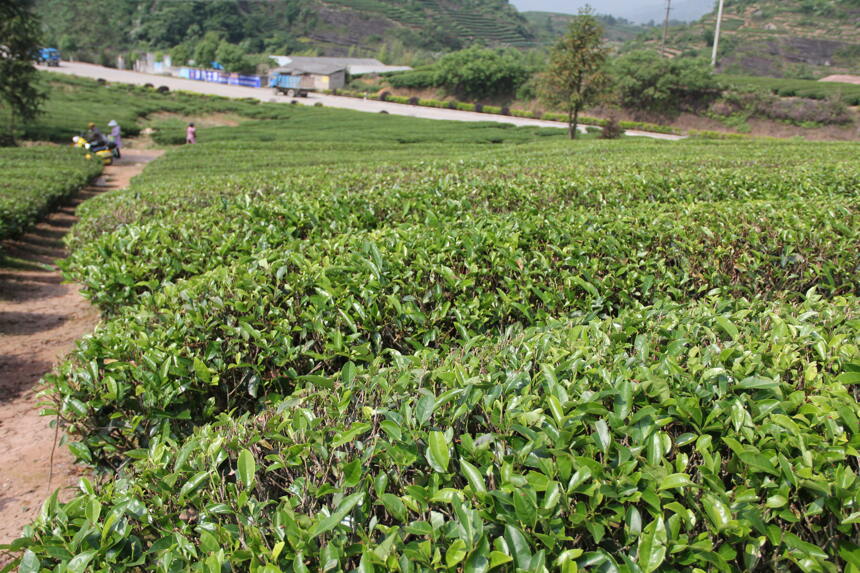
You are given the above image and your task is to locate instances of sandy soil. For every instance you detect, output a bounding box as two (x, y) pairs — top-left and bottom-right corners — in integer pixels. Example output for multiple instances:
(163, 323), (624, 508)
(819, 75), (860, 85)
(0, 148), (162, 558)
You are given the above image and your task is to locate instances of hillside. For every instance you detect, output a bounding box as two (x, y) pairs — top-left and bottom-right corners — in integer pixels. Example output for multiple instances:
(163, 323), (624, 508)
(649, 0), (860, 77)
(35, 0), (535, 64)
(523, 12), (647, 44)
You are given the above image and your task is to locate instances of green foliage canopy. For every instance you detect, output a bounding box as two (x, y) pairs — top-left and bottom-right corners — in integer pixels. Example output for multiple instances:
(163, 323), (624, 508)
(434, 47), (531, 101)
(0, 0), (45, 143)
(538, 10), (609, 139)
(612, 50), (719, 114)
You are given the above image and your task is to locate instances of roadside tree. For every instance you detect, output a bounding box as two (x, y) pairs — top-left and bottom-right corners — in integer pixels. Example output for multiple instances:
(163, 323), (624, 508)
(538, 8), (609, 139)
(612, 50), (718, 115)
(0, 0), (45, 145)
(435, 46), (530, 101)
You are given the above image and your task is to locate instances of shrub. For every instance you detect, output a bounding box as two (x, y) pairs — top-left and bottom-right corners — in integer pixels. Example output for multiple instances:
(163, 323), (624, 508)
(386, 69), (438, 90)
(434, 46), (531, 101)
(156, 85), (170, 94)
(378, 91), (390, 102)
(600, 118), (624, 139)
(313, 101), (323, 107)
(611, 51), (719, 114)
(407, 96), (419, 105)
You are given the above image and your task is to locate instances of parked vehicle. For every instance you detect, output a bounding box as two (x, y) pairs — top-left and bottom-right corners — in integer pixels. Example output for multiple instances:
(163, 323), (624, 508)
(37, 48), (61, 67)
(72, 136), (116, 165)
(270, 72), (314, 97)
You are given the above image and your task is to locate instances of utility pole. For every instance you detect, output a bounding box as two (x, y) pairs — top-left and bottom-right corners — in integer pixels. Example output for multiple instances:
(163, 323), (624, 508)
(661, 0), (672, 55)
(711, 0), (725, 67)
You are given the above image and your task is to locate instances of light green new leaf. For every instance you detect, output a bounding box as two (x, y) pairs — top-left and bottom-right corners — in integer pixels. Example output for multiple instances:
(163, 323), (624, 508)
(179, 471), (209, 500)
(638, 517), (667, 573)
(238, 449), (255, 489)
(703, 495), (732, 531)
(309, 492), (365, 539)
(446, 539), (468, 568)
(67, 551), (97, 573)
(427, 431), (450, 473)
(341, 361), (356, 385)
(193, 357), (212, 384)
(460, 459), (487, 494)
(715, 317), (739, 340)
(19, 551), (40, 573)
(594, 419), (611, 455)
(658, 473), (697, 491)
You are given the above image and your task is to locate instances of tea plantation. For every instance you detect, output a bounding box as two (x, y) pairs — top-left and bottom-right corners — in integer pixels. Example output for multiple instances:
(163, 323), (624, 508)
(5, 104), (859, 572)
(0, 147), (101, 252)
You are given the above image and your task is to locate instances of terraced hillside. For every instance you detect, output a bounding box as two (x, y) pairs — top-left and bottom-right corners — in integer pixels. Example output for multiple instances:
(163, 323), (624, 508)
(652, 0), (860, 77)
(35, 0), (536, 63)
(319, 0), (535, 47)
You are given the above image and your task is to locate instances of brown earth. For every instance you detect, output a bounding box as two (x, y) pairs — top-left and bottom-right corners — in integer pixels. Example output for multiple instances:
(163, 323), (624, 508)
(819, 75), (860, 85)
(0, 148), (162, 562)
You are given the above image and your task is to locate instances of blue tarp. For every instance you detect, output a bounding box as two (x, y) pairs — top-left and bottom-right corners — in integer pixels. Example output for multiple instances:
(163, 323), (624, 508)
(178, 68), (263, 88)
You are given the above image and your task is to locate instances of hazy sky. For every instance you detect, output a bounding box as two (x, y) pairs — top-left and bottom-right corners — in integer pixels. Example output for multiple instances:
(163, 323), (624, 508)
(510, 0), (713, 23)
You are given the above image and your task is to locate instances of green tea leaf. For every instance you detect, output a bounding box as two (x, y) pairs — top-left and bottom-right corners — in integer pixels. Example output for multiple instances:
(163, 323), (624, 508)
(446, 539), (468, 568)
(638, 517), (667, 573)
(238, 449), (255, 489)
(309, 492), (365, 539)
(427, 431), (450, 473)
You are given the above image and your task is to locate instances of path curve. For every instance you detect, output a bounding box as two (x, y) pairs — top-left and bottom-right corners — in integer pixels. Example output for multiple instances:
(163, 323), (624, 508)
(40, 62), (685, 141)
(0, 149), (162, 556)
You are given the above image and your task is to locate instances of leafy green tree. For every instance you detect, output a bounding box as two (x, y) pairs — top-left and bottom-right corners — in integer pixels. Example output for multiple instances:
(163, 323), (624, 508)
(538, 8), (609, 139)
(434, 46), (530, 101)
(1, 0), (45, 145)
(612, 50), (718, 115)
(216, 40), (255, 74)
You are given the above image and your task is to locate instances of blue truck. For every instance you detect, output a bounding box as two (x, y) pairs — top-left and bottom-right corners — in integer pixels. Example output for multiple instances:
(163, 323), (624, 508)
(269, 72), (314, 97)
(37, 48), (61, 67)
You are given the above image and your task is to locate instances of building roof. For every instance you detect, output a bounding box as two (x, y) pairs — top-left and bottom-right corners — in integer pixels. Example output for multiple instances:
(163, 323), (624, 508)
(271, 56), (383, 67)
(349, 65), (413, 76)
(269, 56), (411, 75)
(272, 62), (346, 76)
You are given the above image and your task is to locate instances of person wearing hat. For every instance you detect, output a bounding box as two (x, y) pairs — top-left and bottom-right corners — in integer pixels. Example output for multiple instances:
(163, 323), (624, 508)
(85, 122), (106, 147)
(108, 120), (122, 158)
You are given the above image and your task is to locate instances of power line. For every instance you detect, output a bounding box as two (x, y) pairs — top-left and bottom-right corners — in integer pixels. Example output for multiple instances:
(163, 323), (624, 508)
(661, 0), (672, 55)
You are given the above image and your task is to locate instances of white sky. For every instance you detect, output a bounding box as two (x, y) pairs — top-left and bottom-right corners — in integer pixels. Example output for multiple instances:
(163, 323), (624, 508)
(510, 0), (714, 23)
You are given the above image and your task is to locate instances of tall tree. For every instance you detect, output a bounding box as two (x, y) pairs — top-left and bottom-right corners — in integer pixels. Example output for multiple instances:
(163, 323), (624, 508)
(538, 8), (608, 139)
(0, 0), (45, 144)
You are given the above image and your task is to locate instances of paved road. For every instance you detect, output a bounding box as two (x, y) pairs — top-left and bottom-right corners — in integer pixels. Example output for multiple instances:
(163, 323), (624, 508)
(40, 61), (685, 141)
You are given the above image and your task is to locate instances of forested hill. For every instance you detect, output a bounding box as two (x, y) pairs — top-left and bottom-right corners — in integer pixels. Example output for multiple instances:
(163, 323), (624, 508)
(651, 0), (860, 77)
(34, 0), (535, 65)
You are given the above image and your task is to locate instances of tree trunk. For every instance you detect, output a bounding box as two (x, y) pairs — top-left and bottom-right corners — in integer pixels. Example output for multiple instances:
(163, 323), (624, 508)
(567, 107), (576, 140)
(567, 106), (580, 140)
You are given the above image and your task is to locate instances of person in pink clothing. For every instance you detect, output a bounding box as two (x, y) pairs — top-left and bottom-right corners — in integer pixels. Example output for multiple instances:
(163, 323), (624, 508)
(186, 122), (197, 144)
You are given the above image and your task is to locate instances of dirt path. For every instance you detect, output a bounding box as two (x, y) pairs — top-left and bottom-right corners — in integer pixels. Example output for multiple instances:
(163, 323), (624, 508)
(0, 149), (162, 552)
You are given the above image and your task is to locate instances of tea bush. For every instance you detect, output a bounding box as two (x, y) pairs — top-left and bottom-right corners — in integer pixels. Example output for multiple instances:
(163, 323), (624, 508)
(0, 147), (101, 247)
(4, 105), (859, 571)
(15, 296), (860, 571)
